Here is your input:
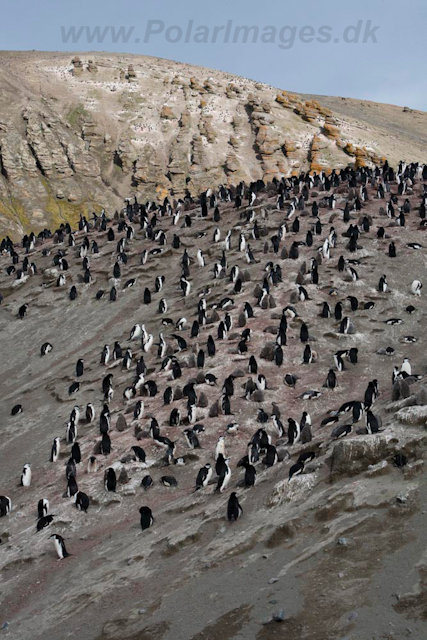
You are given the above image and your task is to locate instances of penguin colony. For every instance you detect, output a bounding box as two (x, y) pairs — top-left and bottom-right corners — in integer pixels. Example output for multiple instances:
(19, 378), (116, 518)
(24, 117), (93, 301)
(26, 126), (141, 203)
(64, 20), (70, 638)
(1, 160), (427, 561)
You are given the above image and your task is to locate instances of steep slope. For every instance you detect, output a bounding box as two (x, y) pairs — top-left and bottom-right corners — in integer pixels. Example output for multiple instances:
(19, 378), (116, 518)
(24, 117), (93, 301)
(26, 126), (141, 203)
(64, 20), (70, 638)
(0, 51), (427, 239)
(1, 164), (427, 639)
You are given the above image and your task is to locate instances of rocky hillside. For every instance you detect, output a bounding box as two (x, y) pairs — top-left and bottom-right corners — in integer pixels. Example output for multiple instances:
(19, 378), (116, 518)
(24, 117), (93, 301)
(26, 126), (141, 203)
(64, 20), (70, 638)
(1, 161), (427, 639)
(1, 51), (427, 240)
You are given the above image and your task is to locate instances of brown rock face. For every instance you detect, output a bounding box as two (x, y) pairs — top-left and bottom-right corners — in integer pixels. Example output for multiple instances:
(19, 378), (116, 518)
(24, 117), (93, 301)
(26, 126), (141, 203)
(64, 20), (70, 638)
(87, 59), (98, 73)
(71, 56), (83, 76)
(0, 51), (426, 239)
(160, 106), (177, 120)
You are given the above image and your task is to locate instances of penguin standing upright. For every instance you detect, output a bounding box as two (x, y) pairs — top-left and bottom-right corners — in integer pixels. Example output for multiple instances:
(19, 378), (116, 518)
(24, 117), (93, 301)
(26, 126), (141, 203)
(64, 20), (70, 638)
(50, 437), (60, 462)
(18, 304), (29, 319)
(287, 419), (300, 445)
(66, 420), (77, 444)
(71, 442), (81, 464)
(100, 345), (110, 365)
(101, 433), (111, 455)
(197, 249), (205, 267)
(324, 369), (338, 389)
(300, 323), (309, 343)
(105, 468), (116, 492)
(86, 403), (95, 423)
(194, 463), (212, 491)
(264, 444), (278, 467)
(75, 359), (84, 377)
(378, 275), (388, 292)
(241, 458), (257, 487)
(129, 324), (142, 341)
(227, 492), (243, 522)
(272, 414), (285, 438)
(366, 410), (381, 434)
(50, 534), (70, 559)
(180, 277), (191, 298)
(67, 474), (78, 497)
(320, 302), (331, 318)
(207, 335), (216, 357)
(401, 358), (411, 376)
(139, 506), (154, 531)
(37, 498), (49, 519)
(21, 464), (31, 487)
(215, 455), (231, 492)
(0, 496), (12, 517)
(87, 456), (99, 473)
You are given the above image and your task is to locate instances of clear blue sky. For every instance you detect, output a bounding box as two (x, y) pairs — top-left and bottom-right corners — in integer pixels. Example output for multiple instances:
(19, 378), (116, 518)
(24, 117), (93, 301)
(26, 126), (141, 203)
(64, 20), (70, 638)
(1, 0), (425, 109)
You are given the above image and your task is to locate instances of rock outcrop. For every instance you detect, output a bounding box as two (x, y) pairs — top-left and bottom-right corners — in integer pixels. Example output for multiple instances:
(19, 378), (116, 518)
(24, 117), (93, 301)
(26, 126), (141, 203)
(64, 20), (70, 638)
(0, 50), (426, 239)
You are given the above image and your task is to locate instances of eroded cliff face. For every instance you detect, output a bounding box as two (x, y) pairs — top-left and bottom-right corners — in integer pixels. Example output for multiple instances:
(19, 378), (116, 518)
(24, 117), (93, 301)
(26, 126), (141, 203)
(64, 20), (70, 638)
(0, 50), (426, 240)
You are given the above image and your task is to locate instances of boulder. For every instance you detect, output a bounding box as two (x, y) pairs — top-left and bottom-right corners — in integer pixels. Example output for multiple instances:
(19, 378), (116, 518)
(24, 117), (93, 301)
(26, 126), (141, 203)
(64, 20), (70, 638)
(331, 435), (389, 476)
(267, 474), (317, 507)
(160, 106), (177, 120)
(396, 406), (427, 426)
(71, 56), (83, 76)
(232, 369), (245, 378)
(365, 460), (391, 477)
(87, 59), (98, 73)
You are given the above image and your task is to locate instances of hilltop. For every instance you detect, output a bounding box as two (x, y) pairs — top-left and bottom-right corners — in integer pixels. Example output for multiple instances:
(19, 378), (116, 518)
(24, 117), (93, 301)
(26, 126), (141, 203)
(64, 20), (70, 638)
(0, 50), (427, 239)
